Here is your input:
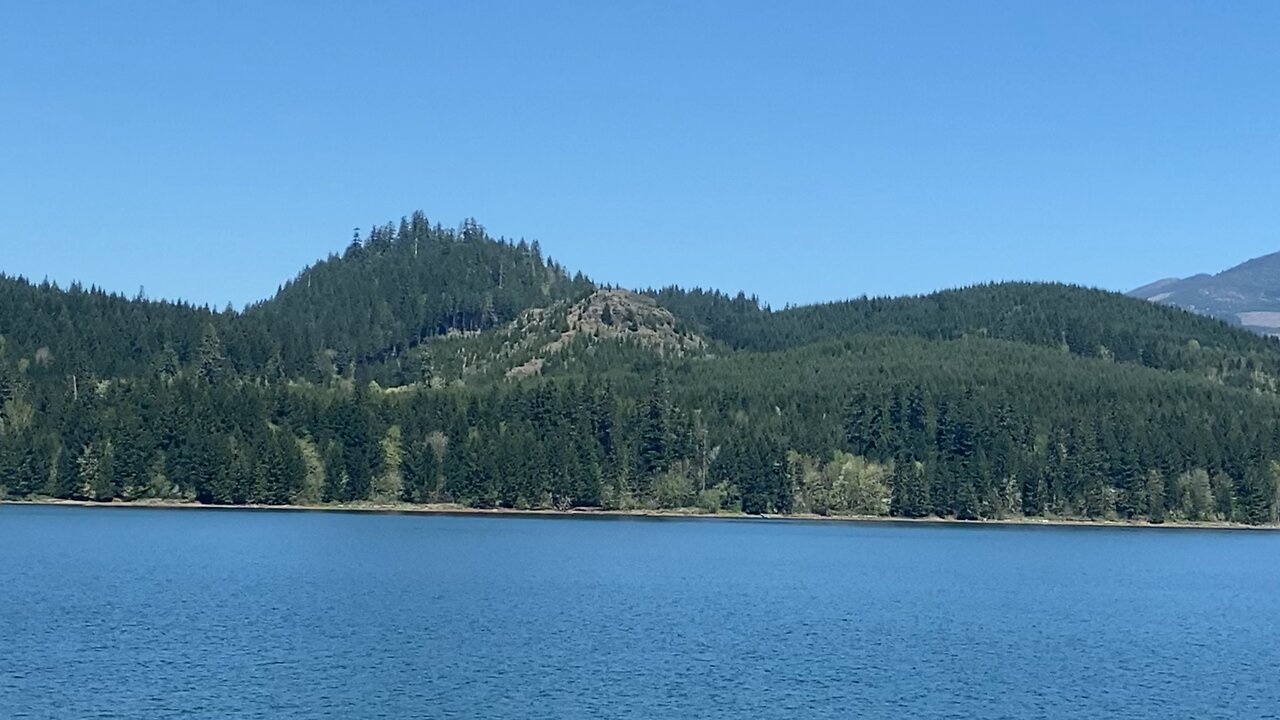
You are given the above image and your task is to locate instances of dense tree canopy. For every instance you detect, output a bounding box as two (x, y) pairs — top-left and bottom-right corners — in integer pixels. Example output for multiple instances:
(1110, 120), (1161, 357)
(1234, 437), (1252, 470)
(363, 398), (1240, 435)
(3, 212), (1279, 524)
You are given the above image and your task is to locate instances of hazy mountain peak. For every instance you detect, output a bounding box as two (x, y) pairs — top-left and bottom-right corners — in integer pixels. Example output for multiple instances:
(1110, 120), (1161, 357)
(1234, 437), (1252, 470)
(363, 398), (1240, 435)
(1129, 250), (1280, 334)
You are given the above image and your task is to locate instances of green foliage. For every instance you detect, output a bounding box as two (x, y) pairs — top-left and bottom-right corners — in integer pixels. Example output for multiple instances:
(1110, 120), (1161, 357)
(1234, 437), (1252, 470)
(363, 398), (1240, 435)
(2, 211), (1280, 524)
(712, 432), (790, 514)
(651, 282), (1280, 391)
(401, 437), (440, 504)
(791, 451), (891, 516)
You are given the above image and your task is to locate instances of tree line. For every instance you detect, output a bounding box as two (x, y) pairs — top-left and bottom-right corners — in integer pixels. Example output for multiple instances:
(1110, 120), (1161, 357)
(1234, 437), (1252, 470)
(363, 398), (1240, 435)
(2, 212), (1280, 524)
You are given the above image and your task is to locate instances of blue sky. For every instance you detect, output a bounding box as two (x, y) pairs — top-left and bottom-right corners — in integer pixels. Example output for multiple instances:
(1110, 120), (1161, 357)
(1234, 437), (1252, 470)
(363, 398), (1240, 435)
(3, 1), (1278, 309)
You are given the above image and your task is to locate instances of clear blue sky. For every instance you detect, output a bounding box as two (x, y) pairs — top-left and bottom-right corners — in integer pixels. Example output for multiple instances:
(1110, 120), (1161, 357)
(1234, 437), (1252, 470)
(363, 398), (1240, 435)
(3, 1), (1278, 309)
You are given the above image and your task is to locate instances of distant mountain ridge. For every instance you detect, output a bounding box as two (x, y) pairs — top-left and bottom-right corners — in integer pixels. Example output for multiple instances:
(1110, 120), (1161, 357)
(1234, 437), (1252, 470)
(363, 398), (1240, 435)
(1129, 251), (1280, 334)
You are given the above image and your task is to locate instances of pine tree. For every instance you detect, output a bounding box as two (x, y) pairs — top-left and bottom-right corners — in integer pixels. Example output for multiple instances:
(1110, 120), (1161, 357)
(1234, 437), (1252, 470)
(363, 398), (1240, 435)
(322, 442), (346, 503)
(890, 455), (931, 518)
(196, 324), (227, 383)
(638, 371), (673, 481)
(401, 440), (439, 504)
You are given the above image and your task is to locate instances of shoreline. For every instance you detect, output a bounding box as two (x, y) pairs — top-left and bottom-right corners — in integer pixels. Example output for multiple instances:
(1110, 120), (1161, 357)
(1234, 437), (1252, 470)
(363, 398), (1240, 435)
(3, 498), (1276, 531)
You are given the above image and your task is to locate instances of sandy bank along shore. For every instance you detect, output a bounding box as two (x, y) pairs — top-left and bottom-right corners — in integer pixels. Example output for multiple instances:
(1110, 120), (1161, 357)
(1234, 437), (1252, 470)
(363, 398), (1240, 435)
(3, 498), (1275, 531)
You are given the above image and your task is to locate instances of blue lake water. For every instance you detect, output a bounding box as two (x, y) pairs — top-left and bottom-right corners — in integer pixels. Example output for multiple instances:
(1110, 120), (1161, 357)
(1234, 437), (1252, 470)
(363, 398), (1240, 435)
(2, 505), (1279, 719)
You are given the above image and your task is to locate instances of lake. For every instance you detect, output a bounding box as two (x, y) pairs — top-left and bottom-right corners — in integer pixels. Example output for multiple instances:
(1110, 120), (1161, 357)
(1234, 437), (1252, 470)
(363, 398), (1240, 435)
(2, 505), (1278, 719)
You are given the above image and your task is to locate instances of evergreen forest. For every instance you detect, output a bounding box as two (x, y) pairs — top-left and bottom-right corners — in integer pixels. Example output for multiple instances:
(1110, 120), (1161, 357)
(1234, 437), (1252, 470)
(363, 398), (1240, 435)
(4, 211), (1280, 524)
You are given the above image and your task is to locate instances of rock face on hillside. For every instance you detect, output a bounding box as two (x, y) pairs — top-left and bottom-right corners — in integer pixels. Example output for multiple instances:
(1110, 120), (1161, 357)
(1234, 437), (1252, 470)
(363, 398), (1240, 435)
(407, 288), (709, 386)
(1129, 251), (1280, 335)
(505, 289), (706, 378)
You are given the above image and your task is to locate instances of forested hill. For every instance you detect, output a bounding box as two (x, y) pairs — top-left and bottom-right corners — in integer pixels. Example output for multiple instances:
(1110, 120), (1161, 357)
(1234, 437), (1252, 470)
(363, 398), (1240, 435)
(4, 211), (1280, 525)
(0, 213), (591, 385)
(650, 283), (1280, 389)
(245, 213), (593, 376)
